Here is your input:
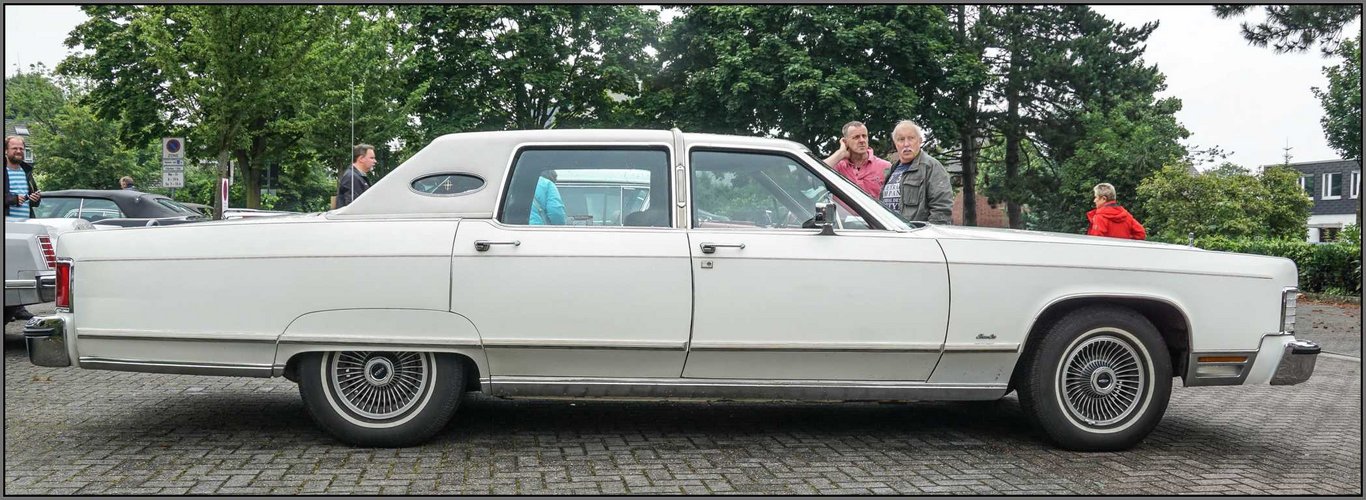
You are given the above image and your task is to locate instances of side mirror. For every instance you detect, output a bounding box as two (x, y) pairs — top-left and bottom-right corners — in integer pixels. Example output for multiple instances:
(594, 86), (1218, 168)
(813, 202), (837, 236)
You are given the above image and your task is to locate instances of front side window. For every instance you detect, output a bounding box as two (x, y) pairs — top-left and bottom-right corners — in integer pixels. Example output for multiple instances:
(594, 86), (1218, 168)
(1322, 172), (1342, 199)
(76, 198), (122, 222)
(498, 148), (670, 227)
(690, 150), (875, 230)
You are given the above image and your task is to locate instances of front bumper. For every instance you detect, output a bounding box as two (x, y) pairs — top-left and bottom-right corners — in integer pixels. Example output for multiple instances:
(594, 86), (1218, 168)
(23, 315), (71, 368)
(4, 273), (57, 306)
(1269, 339), (1320, 385)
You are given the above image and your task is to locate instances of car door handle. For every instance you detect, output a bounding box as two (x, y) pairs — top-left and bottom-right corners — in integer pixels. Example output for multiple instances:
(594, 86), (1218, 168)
(474, 240), (521, 252)
(699, 242), (745, 254)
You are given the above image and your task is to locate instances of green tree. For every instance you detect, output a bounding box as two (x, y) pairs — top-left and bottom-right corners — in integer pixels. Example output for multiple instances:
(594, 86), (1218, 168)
(1213, 5), (1362, 55)
(1312, 34), (1361, 162)
(1136, 163), (1311, 241)
(646, 6), (956, 155)
(403, 5), (660, 141)
(976, 6), (1173, 229)
(61, 5), (345, 210)
(3, 64), (68, 133)
(1312, 35), (1363, 227)
(30, 102), (150, 191)
(1031, 97), (1191, 233)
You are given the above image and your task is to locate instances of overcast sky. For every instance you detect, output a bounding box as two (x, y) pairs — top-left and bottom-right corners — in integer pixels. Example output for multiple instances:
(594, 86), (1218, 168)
(5, 5), (1358, 169)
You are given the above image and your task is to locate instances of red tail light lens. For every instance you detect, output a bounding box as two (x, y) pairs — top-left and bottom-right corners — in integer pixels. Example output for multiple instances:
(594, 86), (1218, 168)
(37, 235), (56, 269)
(55, 260), (72, 312)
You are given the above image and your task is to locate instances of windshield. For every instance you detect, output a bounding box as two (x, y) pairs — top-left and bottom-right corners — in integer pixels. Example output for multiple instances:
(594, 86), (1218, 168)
(801, 152), (912, 230)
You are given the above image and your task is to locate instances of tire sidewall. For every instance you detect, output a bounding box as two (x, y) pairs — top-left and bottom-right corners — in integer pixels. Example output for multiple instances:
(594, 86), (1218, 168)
(299, 351), (464, 447)
(1025, 307), (1173, 451)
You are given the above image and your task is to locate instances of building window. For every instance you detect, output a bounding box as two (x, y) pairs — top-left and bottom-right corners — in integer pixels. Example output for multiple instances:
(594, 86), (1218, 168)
(1321, 227), (1341, 242)
(1352, 170), (1360, 199)
(1299, 175), (1315, 197)
(1322, 172), (1342, 200)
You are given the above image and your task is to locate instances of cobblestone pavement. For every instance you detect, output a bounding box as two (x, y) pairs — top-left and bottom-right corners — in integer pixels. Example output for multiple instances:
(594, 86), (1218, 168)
(4, 302), (1360, 495)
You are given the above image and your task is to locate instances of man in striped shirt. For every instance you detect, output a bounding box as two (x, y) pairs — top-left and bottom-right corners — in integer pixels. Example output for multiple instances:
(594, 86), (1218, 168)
(5, 135), (41, 219)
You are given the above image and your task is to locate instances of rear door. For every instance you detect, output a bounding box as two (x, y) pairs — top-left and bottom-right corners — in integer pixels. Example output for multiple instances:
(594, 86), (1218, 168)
(450, 146), (694, 379)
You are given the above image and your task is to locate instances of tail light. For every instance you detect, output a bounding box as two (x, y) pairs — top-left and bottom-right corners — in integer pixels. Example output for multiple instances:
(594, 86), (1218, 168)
(37, 235), (56, 269)
(55, 259), (72, 312)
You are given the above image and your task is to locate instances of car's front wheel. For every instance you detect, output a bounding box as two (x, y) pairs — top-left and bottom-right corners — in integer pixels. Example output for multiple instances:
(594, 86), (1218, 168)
(1017, 305), (1172, 451)
(298, 351), (464, 447)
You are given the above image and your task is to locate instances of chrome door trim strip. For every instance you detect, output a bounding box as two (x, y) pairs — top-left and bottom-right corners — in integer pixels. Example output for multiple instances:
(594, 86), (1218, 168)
(79, 357), (274, 378)
(688, 342), (942, 353)
(953, 261), (1272, 280)
(78, 330), (279, 343)
(941, 343), (1020, 353)
(482, 339), (686, 350)
(275, 338), (484, 349)
(489, 376), (1007, 401)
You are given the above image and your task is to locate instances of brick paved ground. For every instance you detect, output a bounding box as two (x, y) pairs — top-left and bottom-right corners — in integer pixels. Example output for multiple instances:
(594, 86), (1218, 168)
(4, 302), (1360, 495)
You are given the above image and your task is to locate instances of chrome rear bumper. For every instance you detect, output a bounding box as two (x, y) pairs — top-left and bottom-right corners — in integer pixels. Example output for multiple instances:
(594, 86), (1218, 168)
(4, 273), (56, 305)
(1270, 339), (1319, 385)
(23, 315), (71, 368)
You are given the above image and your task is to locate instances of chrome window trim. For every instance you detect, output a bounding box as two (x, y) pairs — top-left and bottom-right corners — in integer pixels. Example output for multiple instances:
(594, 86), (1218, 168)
(683, 145), (891, 232)
(492, 142), (677, 228)
(408, 172), (487, 197)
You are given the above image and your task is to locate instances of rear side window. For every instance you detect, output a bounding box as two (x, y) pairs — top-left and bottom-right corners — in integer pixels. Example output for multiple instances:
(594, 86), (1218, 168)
(498, 148), (671, 227)
(412, 173), (485, 196)
(76, 198), (122, 222)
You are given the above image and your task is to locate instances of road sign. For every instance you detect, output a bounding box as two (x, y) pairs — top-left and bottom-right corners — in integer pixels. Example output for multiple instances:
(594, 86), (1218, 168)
(161, 137), (185, 160)
(162, 170), (184, 188)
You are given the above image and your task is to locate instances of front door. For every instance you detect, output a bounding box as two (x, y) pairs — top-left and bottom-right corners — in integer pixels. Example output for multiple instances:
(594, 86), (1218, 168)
(682, 149), (949, 381)
(450, 147), (692, 379)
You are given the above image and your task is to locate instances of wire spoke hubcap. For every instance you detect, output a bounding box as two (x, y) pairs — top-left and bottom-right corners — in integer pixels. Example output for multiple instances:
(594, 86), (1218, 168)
(1060, 335), (1146, 427)
(330, 351), (429, 420)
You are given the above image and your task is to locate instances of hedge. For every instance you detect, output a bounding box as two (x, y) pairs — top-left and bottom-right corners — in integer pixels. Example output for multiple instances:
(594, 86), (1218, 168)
(1161, 236), (1362, 295)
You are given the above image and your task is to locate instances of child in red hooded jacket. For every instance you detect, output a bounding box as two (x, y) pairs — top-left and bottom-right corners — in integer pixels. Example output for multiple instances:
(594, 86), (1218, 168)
(1086, 183), (1146, 240)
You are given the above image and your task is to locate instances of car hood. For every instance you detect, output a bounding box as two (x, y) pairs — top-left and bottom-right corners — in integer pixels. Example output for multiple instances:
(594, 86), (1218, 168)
(917, 224), (1196, 251)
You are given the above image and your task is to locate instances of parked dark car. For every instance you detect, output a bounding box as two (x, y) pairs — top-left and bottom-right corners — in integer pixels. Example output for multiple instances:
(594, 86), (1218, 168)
(32, 190), (207, 227)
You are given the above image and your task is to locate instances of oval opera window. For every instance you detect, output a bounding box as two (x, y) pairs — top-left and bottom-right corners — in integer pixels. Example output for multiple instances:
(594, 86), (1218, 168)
(411, 173), (485, 196)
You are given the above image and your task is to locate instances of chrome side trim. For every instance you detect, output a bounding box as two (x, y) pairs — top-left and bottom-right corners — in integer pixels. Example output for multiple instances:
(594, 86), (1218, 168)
(79, 330), (279, 343)
(78, 357), (274, 378)
(961, 261), (1272, 280)
(1183, 350), (1259, 386)
(489, 376), (1007, 401)
(483, 339), (686, 350)
(942, 343), (1020, 352)
(4, 279), (39, 290)
(687, 342), (941, 353)
(276, 338), (483, 349)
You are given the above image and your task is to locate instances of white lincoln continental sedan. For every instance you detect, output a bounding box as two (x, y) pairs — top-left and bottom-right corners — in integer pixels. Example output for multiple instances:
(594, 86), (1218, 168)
(25, 129), (1319, 450)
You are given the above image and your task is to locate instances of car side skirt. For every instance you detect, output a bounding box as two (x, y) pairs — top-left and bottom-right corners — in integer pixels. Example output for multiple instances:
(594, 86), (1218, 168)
(486, 376), (1008, 401)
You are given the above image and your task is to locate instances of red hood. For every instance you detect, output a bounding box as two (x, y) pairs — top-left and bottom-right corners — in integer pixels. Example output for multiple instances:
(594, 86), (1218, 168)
(1088, 203), (1134, 222)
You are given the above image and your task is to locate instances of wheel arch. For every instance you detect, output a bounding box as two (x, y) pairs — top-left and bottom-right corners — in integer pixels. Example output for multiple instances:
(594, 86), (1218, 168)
(1011, 294), (1191, 389)
(282, 349), (483, 392)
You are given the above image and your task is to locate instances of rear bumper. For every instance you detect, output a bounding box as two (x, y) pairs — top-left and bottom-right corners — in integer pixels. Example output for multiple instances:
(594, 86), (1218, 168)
(23, 315), (71, 368)
(4, 273), (56, 306)
(1269, 339), (1320, 386)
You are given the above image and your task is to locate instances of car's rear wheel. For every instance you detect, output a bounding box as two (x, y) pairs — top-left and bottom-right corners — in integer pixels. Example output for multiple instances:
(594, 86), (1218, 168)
(298, 351), (464, 447)
(1017, 305), (1172, 451)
